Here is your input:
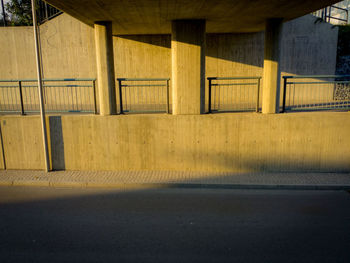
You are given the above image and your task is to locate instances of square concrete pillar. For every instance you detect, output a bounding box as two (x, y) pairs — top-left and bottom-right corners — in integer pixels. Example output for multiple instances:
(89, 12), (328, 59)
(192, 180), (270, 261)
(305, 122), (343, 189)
(94, 21), (116, 115)
(262, 18), (283, 114)
(171, 20), (206, 115)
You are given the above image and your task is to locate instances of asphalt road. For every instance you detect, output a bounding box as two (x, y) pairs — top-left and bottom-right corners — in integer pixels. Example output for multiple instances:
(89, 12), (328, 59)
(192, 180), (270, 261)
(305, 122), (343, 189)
(0, 186), (349, 263)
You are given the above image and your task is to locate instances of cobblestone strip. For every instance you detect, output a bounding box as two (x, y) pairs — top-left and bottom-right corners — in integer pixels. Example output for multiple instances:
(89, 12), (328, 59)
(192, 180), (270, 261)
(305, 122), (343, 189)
(0, 170), (349, 189)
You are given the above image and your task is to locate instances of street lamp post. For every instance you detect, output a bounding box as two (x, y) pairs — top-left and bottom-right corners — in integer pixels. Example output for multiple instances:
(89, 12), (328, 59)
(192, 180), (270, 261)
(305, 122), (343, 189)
(1, 0), (6, 26)
(31, 0), (50, 172)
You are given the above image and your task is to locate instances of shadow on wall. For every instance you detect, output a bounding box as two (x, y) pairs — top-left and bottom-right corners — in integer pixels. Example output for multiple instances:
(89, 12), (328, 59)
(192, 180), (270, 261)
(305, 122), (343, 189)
(116, 15), (338, 76)
(49, 116), (65, 170)
(38, 114), (350, 173)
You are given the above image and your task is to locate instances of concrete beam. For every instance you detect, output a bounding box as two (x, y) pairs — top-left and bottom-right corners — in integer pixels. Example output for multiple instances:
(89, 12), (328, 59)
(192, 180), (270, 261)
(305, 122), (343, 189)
(262, 18), (283, 114)
(94, 21), (116, 115)
(171, 20), (206, 115)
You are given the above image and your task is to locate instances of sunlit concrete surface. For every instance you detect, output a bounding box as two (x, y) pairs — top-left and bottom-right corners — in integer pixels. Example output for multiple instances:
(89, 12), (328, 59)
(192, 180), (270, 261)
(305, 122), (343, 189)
(44, 0), (340, 34)
(0, 112), (349, 172)
(0, 186), (349, 262)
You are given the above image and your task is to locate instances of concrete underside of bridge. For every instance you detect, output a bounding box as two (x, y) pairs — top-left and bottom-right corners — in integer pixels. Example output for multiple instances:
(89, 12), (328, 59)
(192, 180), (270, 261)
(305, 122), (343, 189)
(45, 0), (340, 34)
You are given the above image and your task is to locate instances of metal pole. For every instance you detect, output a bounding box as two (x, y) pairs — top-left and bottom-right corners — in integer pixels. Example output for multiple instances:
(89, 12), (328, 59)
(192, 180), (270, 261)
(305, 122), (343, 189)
(118, 79), (123, 114)
(93, 80), (97, 114)
(31, 0), (50, 172)
(18, 81), (25, 115)
(208, 78), (212, 113)
(166, 79), (169, 114)
(256, 78), (260, 113)
(282, 77), (287, 113)
(1, 0), (6, 26)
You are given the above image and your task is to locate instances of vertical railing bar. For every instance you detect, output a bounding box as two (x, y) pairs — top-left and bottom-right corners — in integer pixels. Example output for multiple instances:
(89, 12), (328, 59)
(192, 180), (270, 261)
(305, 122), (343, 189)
(18, 81), (25, 115)
(68, 84), (72, 112)
(157, 81), (159, 112)
(124, 84), (127, 112)
(93, 80), (97, 114)
(208, 79), (212, 113)
(166, 79), (170, 114)
(282, 77), (287, 113)
(133, 82), (136, 112)
(9, 84), (14, 111)
(118, 79), (123, 114)
(75, 85), (78, 111)
(28, 85), (32, 111)
(48, 85), (51, 112)
(79, 85), (83, 111)
(256, 78), (260, 113)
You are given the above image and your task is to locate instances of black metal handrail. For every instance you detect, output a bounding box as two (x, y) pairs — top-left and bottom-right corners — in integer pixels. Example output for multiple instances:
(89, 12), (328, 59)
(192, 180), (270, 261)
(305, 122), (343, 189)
(117, 78), (170, 114)
(282, 75), (350, 112)
(315, 5), (349, 24)
(0, 78), (97, 114)
(207, 77), (261, 113)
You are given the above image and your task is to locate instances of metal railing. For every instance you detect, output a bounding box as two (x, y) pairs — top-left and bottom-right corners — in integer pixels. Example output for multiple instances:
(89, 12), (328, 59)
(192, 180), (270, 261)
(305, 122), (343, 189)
(282, 75), (350, 112)
(0, 78), (97, 114)
(38, 0), (62, 24)
(208, 77), (261, 113)
(314, 5), (349, 24)
(1, 0), (62, 27)
(117, 78), (170, 114)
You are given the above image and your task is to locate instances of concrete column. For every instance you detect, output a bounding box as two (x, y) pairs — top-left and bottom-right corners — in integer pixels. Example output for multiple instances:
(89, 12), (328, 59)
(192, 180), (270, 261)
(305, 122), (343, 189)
(94, 21), (116, 115)
(171, 20), (206, 115)
(262, 18), (283, 114)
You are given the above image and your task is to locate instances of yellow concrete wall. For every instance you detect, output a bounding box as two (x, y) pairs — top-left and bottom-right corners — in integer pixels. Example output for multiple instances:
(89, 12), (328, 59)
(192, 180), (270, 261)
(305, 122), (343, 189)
(0, 14), (338, 112)
(0, 116), (45, 170)
(1, 113), (349, 172)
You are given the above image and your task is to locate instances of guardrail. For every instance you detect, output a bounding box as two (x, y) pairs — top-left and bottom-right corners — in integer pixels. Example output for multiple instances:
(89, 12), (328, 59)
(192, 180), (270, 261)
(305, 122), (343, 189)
(117, 78), (170, 114)
(314, 5), (349, 24)
(0, 78), (97, 114)
(282, 75), (350, 112)
(38, 0), (63, 24)
(207, 77), (261, 113)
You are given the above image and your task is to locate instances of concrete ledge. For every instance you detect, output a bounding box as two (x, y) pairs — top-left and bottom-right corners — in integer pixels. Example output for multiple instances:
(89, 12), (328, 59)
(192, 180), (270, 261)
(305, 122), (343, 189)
(12, 180), (50, 187)
(49, 181), (87, 188)
(0, 181), (13, 186)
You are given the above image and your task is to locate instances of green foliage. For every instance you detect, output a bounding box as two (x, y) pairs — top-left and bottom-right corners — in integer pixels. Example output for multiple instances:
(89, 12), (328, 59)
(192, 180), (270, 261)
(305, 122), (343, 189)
(5, 0), (32, 26)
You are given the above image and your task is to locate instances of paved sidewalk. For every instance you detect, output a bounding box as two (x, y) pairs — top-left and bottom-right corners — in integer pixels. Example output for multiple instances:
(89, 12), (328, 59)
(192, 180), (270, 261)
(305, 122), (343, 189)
(0, 170), (350, 190)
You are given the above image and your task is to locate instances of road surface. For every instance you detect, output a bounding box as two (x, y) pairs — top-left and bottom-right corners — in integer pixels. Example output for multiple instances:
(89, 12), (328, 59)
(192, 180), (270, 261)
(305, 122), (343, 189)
(0, 186), (349, 262)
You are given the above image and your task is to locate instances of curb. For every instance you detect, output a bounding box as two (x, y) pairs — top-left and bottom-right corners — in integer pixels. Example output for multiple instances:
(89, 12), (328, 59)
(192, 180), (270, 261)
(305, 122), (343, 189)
(0, 180), (350, 191)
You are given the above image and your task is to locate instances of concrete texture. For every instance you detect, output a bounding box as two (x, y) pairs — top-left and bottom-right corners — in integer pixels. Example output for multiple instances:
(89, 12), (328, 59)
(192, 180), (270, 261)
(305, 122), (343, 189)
(262, 18), (283, 114)
(0, 117), (45, 170)
(44, 0), (340, 34)
(94, 22), (117, 115)
(0, 14), (338, 113)
(0, 112), (349, 172)
(0, 170), (350, 190)
(171, 20), (206, 114)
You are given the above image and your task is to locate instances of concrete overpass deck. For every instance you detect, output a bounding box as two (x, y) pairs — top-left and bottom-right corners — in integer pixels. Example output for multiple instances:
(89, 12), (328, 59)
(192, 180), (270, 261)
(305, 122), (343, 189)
(45, 0), (341, 34)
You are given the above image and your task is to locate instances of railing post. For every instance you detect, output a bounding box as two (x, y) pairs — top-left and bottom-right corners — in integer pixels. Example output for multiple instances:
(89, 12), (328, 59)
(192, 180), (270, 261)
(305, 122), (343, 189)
(92, 80), (97, 114)
(118, 79), (123, 114)
(282, 76), (287, 113)
(166, 79), (170, 114)
(256, 78), (260, 113)
(208, 78), (212, 113)
(18, 81), (25, 115)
